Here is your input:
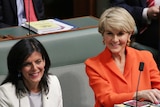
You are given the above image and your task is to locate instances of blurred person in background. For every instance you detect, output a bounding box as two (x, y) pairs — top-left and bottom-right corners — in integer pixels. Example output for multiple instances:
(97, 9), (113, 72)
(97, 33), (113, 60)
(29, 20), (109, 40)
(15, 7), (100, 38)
(0, 0), (45, 28)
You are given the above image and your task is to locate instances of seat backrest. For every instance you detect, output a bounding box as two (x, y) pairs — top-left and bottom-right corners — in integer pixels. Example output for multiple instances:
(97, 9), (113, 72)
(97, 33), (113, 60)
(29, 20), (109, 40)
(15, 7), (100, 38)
(49, 63), (95, 107)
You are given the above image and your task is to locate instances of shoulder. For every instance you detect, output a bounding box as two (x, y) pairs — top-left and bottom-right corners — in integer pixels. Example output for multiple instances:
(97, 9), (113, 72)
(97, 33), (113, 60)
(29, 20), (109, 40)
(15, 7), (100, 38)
(48, 75), (61, 89)
(85, 47), (154, 66)
(127, 47), (153, 59)
(85, 48), (111, 65)
(127, 47), (157, 67)
(85, 49), (104, 62)
(0, 82), (15, 92)
(0, 83), (16, 98)
(85, 55), (101, 68)
(0, 83), (18, 104)
(48, 75), (59, 83)
(47, 75), (62, 96)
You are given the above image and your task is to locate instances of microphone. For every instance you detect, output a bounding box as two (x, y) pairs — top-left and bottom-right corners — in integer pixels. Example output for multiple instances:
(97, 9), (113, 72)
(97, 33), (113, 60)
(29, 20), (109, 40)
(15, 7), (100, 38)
(136, 62), (144, 107)
(139, 62), (144, 71)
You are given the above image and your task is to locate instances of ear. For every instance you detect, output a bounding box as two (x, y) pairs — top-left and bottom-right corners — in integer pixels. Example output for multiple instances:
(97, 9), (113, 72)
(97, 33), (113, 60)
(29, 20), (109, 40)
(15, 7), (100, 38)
(126, 33), (132, 46)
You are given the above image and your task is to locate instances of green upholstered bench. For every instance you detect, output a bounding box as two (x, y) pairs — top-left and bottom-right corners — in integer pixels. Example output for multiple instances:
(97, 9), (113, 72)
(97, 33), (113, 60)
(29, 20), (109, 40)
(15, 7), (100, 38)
(0, 16), (104, 107)
(0, 16), (158, 107)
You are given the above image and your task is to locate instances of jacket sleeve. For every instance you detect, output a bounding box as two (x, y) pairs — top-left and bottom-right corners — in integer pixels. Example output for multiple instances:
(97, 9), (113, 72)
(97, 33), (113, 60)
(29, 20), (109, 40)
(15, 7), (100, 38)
(85, 65), (134, 107)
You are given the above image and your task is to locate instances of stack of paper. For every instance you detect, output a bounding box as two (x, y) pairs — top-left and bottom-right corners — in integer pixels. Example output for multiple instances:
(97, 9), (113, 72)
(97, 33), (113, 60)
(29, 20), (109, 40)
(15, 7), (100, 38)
(21, 19), (75, 34)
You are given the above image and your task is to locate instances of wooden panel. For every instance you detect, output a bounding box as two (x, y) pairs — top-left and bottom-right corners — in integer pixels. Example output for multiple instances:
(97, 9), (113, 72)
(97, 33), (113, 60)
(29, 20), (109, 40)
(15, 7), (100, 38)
(44, 0), (96, 18)
(73, 0), (96, 17)
(89, 0), (96, 16)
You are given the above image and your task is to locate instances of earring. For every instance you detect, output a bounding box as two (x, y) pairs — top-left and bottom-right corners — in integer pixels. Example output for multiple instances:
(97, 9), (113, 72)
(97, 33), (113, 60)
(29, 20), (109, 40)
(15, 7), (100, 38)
(17, 72), (25, 91)
(127, 39), (131, 46)
(18, 72), (21, 78)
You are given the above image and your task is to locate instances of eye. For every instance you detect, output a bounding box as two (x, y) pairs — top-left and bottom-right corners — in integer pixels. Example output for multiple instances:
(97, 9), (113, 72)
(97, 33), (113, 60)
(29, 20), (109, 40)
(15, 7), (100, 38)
(35, 59), (43, 64)
(117, 32), (125, 36)
(107, 32), (113, 35)
(22, 62), (31, 67)
(105, 31), (113, 36)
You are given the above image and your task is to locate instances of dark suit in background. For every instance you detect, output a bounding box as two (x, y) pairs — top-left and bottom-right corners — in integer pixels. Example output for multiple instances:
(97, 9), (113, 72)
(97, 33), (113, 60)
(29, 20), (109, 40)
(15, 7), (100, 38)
(0, 0), (45, 28)
(110, 0), (159, 50)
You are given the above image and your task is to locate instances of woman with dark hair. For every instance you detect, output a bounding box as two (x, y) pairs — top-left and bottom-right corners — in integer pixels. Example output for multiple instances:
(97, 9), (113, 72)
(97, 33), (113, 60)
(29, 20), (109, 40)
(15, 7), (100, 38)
(0, 37), (63, 107)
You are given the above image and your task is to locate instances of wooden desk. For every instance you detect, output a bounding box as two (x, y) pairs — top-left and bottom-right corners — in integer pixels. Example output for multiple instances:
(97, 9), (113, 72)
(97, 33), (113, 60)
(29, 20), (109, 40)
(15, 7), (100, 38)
(0, 16), (98, 41)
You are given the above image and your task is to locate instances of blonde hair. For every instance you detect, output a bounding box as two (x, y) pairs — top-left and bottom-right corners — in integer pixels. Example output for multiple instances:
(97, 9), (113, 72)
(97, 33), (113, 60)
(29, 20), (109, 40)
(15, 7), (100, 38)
(98, 7), (136, 36)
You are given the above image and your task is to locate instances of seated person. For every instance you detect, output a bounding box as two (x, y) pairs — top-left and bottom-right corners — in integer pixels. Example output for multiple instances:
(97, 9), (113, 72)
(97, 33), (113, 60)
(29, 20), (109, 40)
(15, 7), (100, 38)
(0, 37), (63, 107)
(0, 0), (45, 28)
(85, 7), (160, 107)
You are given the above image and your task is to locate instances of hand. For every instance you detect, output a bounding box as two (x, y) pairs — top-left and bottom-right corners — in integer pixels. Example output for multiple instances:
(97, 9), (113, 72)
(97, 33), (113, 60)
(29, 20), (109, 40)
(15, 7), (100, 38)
(147, 6), (160, 20)
(135, 89), (160, 104)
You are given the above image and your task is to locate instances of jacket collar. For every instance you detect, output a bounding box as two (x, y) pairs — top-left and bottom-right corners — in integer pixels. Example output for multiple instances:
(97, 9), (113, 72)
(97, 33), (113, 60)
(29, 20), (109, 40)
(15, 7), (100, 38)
(100, 47), (135, 82)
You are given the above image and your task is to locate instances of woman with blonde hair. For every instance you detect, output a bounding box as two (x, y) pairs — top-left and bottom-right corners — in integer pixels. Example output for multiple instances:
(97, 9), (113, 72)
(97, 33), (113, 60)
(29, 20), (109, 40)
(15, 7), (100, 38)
(85, 7), (160, 107)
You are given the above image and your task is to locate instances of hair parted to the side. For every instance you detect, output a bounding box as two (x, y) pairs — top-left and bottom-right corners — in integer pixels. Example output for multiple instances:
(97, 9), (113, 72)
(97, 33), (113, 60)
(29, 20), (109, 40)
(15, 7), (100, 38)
(98, 7), (136, 36)
(1, 37), (51, 97)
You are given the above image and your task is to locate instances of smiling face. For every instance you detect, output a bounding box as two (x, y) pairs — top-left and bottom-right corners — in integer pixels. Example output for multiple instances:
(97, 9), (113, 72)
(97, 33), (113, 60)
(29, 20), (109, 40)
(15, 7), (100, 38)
(103, 29), (131, 54)
(98, 7), (136, 55)
(21, 51), (45, 88)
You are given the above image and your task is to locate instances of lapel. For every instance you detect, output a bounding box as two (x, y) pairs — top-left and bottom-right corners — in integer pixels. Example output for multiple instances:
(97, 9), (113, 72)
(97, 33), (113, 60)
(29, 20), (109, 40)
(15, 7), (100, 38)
(9, 0), (17, 15)
(42, 92), (49, 107)
(101, 48), (127, 83)
(102, 47), (135, 83)
(19, 96), (30, 107)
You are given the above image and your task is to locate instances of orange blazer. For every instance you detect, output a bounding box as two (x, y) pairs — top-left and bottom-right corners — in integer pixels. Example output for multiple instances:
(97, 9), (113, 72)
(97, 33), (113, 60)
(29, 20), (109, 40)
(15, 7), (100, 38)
(85, 47), (160, 107)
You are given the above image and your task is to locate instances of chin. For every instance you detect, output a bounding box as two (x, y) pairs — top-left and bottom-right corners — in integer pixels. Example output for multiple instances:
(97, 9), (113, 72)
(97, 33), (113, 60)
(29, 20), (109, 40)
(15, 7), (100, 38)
(30, 78), (41, 84)
(30, 75), (42, 82)
(110, 48), (121, 53)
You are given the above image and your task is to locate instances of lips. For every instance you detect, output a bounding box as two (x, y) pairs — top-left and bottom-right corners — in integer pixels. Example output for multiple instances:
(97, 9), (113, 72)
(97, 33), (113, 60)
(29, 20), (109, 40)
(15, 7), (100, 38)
(29, 72), (39, 78)
(111, 43), (119, 48)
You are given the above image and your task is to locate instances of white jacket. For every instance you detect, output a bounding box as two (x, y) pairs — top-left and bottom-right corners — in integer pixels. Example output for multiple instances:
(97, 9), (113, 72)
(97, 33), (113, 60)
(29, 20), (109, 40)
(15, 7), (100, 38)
(0, 75), (63, 107)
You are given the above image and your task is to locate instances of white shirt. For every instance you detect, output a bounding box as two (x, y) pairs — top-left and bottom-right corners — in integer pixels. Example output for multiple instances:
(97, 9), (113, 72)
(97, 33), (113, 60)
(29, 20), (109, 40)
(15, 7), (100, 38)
(16, 0), (27, 26)
(155, 0), (160, 5)
(143, 0), (160, 23)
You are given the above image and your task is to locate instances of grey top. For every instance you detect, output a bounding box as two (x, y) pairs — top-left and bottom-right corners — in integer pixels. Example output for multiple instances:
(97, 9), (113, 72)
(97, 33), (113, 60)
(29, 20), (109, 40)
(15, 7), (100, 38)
(29, 92), (42, 107)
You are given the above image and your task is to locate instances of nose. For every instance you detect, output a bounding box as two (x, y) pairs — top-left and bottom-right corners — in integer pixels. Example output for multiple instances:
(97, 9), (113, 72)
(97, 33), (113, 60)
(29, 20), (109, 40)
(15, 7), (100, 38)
(31, 63), (38, 71)
(112, 35), (119, 42)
